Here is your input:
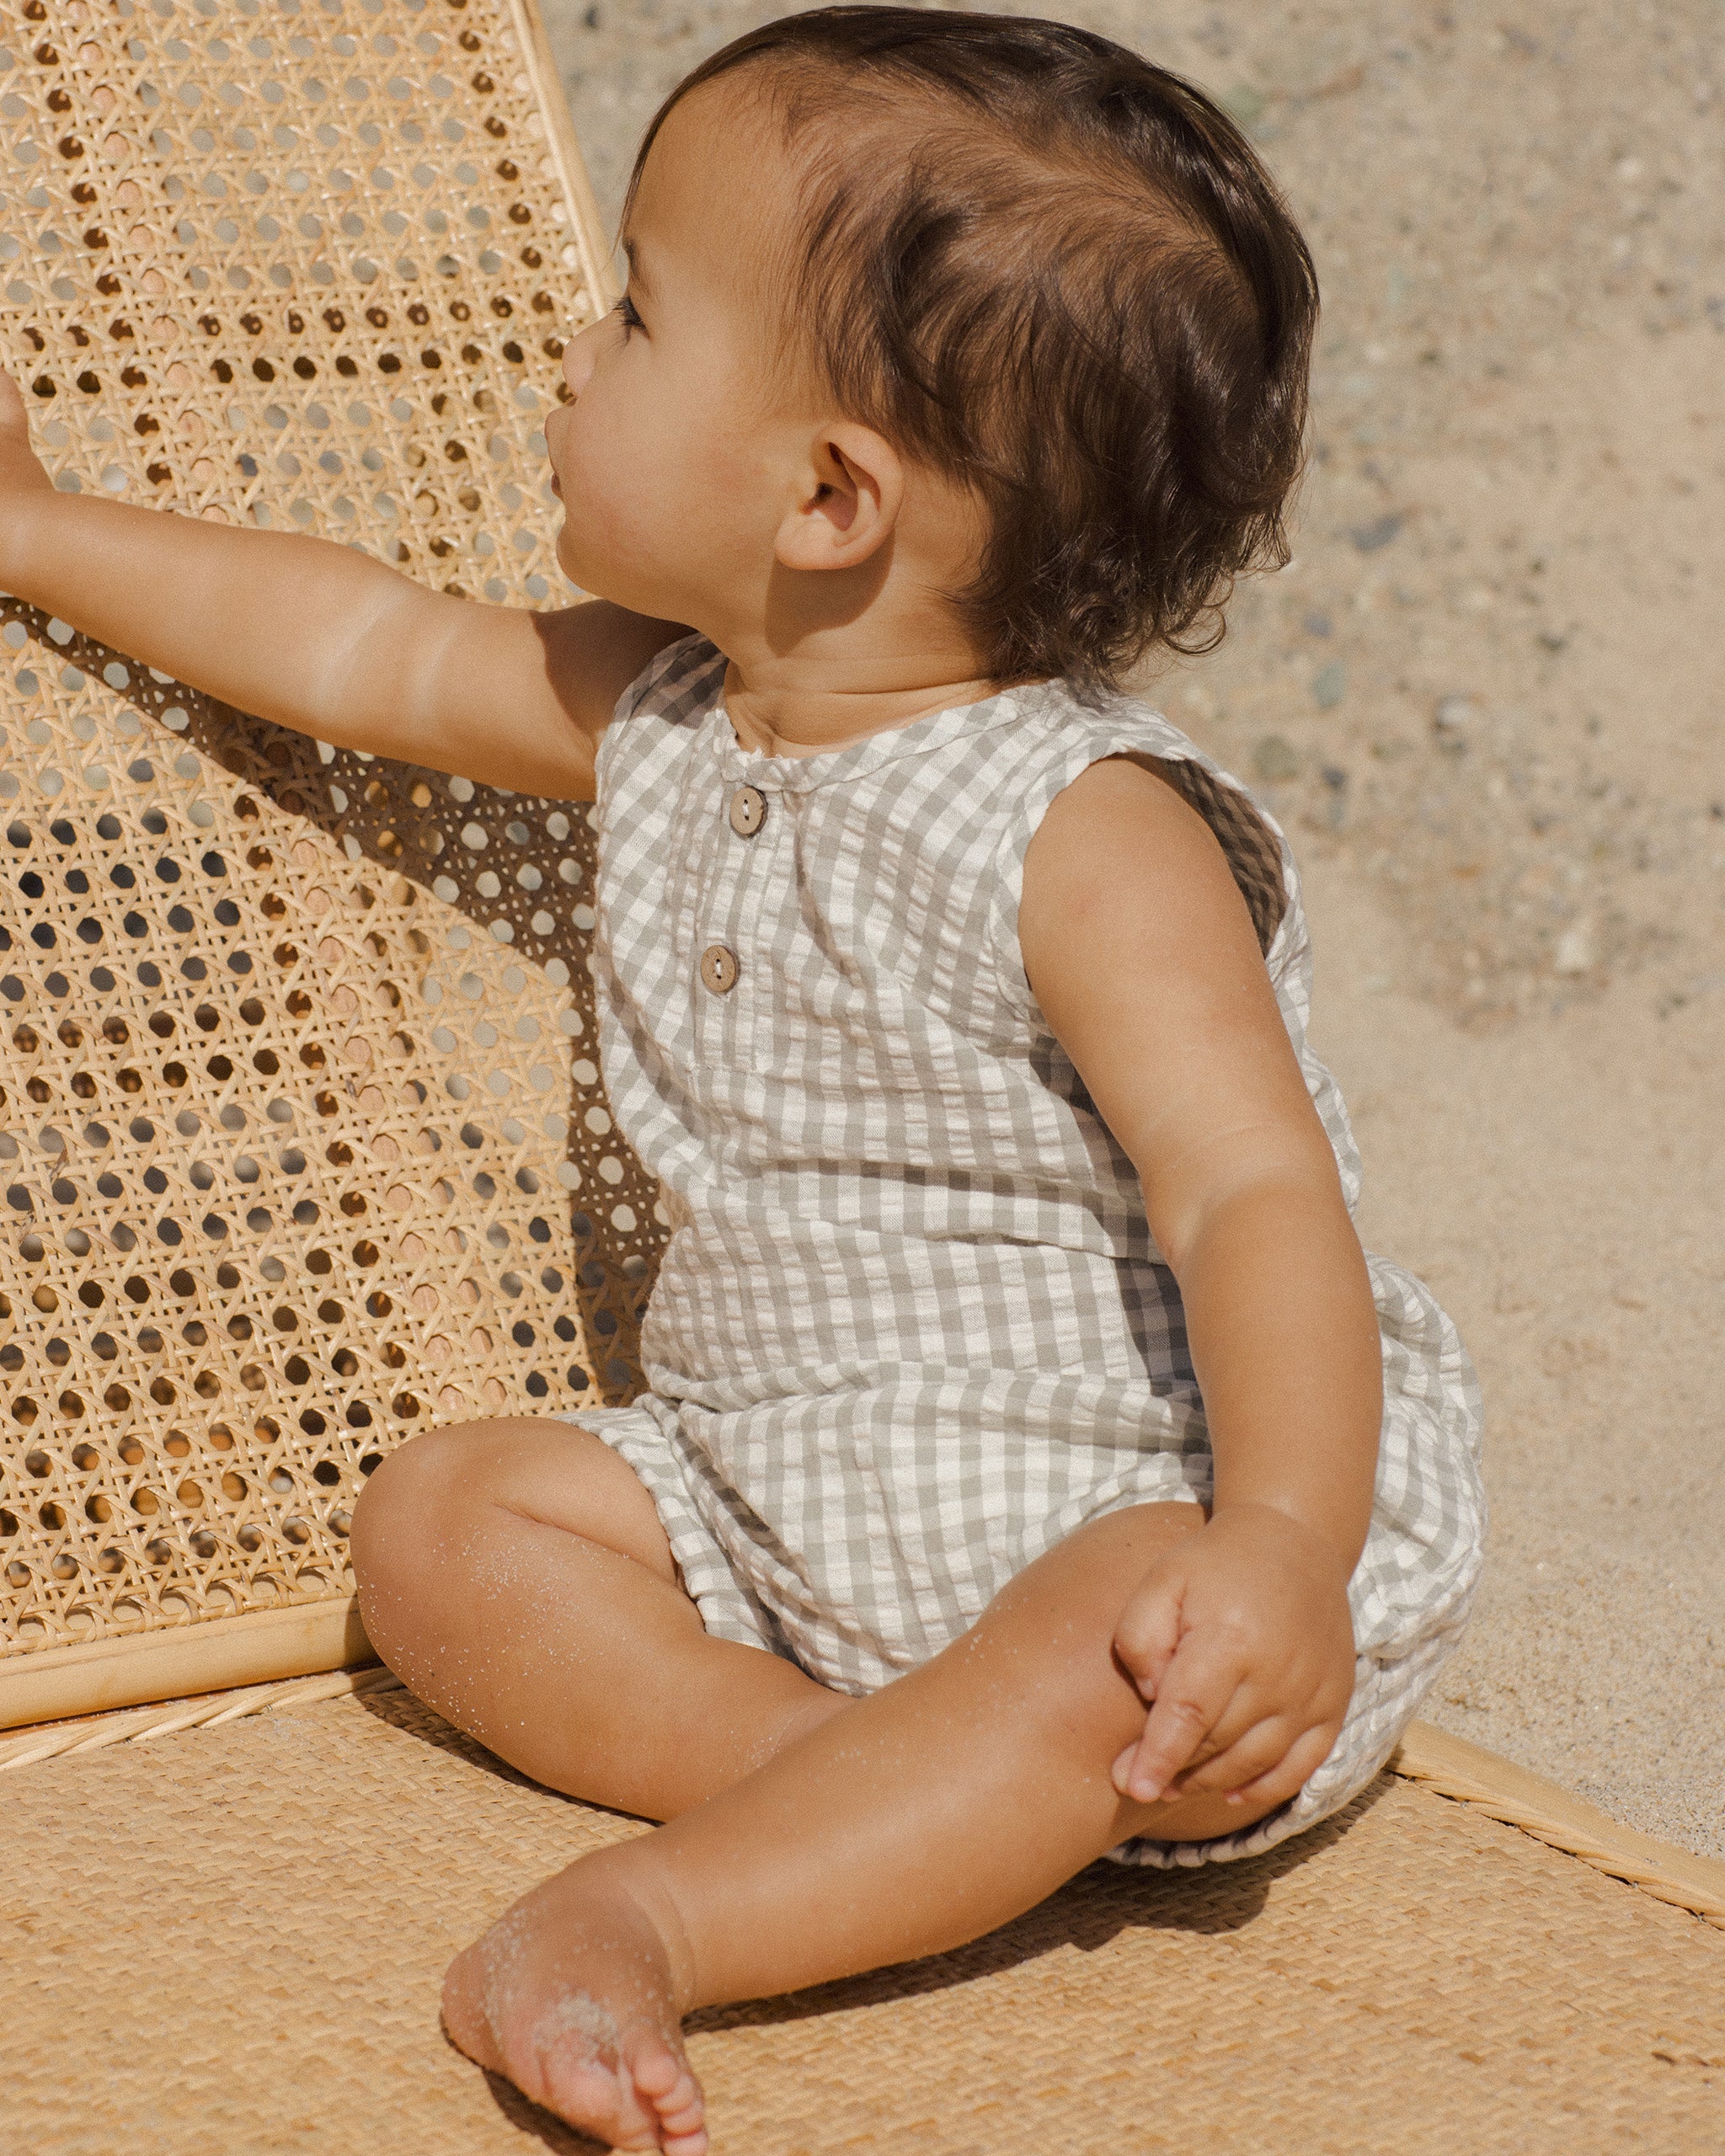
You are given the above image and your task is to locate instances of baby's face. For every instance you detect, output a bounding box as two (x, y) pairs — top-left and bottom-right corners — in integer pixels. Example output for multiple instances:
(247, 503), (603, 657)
(544, 82), (809, 630)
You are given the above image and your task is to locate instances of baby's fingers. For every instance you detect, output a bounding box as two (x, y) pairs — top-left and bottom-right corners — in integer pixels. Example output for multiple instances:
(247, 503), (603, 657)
(0, 371), (53, 495)
(1162, 1711), (1300, 1799)
(1112, 1642), (1242, 1804)
(1192, 1718), (1341, 1812)
(0, 368), (34, 443)
(1111, 1569), (1183, 1697)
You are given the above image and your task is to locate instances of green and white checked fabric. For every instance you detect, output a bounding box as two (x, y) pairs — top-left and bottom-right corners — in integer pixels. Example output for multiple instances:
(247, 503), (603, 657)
(564, 637), (1484, 1866)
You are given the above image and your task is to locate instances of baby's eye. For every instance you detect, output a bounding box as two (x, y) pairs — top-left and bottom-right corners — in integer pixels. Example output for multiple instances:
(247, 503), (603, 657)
(612, 294), (644, 339)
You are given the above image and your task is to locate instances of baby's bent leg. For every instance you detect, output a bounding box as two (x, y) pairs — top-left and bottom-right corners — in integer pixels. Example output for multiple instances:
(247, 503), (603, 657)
(614, 1497), (1284, 1993)
(351, 1420), (842, 1822)
(443, 1500), (1290, 2151)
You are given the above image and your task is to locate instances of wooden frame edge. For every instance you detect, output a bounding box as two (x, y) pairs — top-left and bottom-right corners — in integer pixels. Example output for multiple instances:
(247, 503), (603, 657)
(1391, 1720), (1725, 1929)
(508, 0), (620, 307)
(0, 1598), (370, 1732)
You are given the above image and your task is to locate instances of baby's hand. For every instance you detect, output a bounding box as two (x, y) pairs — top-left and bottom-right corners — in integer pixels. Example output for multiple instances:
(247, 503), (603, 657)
(0, 369), (55, 504)
(1111, 1502), (1357, 1811)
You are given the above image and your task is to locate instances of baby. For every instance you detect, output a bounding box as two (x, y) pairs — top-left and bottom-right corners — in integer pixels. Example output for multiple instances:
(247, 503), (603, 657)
(0, 8), (1484, 2151)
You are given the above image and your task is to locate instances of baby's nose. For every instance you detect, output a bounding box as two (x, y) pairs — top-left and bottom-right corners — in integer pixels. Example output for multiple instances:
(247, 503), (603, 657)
(563, 320), (602, 399)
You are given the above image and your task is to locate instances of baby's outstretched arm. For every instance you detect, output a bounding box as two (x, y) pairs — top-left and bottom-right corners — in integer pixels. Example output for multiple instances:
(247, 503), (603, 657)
(1019, 753), (1381, 1812)
(0, 369), (681, 799)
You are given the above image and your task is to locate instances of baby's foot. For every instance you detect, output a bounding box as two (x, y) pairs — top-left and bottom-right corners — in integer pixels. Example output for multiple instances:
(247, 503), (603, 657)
(442, 1854), (707, 2153)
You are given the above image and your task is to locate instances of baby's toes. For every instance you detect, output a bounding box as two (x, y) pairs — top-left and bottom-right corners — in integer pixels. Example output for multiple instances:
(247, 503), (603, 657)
(540, 2053), (660, 2149)
(658, 2101), (709, 2156)
(440, 1946), (505, 2076)
(628, 2031), (708, 2155)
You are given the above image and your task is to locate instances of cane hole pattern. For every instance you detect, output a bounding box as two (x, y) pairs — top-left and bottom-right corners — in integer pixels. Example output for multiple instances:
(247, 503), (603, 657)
(0, 0), (665, 1657)
(0, 0), (603, 590)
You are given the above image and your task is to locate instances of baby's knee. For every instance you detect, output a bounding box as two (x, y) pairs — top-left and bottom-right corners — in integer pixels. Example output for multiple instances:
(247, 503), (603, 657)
(984, 1501), (1201, 1641)
(350, 1421), (496, 1593)
(964, 1503), (1204, 1735)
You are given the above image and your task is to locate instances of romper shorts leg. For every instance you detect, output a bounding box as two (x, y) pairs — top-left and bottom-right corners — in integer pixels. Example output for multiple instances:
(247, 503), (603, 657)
(555, 1399), (798, 1661)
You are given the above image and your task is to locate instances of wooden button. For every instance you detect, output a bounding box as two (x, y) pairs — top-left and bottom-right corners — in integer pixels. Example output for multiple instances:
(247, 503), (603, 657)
(699, 943), (740, 995)
(728, 784), (767, 838)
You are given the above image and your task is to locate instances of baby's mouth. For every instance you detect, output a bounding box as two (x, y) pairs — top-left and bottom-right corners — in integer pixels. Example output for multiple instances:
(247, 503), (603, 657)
(550, 471), (563, 498)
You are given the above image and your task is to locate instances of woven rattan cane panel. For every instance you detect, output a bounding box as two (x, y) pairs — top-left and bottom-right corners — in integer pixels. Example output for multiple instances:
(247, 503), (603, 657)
(0, 0), (662, 1670)
(3, 1690), (1721, 2153)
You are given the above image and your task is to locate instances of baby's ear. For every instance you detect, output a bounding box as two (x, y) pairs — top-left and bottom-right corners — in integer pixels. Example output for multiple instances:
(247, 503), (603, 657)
(773, 422), (903, 573)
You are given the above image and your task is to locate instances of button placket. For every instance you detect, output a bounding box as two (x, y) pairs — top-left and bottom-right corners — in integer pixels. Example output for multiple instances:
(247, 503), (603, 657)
(697, 770), (774, 1002)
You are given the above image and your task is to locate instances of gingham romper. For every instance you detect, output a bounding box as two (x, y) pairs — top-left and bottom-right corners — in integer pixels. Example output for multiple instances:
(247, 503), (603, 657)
(566, 635), (1485, 1866)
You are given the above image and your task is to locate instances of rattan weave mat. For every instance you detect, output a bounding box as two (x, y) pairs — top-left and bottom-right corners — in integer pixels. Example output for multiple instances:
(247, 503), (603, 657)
(4, 1685), (1721, 2155)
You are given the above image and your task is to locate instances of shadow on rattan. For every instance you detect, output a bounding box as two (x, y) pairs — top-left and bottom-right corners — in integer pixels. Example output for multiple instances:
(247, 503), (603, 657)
(0, 582), (668, 1674)
(0, 0), (653, 1696)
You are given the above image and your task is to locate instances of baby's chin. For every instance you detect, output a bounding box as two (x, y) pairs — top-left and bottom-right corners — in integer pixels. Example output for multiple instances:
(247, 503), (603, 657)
(553, 520), (611, 599)
(553, 526), (681, 623)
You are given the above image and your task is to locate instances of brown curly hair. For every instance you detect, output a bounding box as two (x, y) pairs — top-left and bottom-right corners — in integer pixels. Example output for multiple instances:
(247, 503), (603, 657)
(628, 8), (1319, 695)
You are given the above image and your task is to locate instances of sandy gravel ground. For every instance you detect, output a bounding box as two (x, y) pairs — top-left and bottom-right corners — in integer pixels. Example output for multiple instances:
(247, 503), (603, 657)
(541, 0), (1724, 1859)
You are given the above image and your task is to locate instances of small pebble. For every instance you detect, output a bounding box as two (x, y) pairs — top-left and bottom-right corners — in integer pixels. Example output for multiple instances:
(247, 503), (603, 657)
(1553, 922), (1595, 975)
(1348, 512), (1403, 552)
(1252, 734), (1300, 782)
(1311, 660), (1347, 710)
